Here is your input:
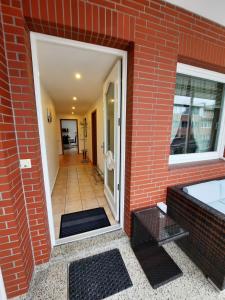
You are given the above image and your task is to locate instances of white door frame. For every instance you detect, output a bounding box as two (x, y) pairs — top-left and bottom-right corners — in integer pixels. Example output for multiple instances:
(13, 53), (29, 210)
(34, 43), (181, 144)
(30, 32), (127, 247)
(103, 61), (121, 221)
(0, 268), (7, 300)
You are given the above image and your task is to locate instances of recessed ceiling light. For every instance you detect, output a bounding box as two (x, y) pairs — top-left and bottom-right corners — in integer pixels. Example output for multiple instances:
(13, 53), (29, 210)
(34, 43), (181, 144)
(75, 73), (82, 79)
(72, 106), (75, 110)
(72, 112), (74, 115)
(73, 97), (77, 100)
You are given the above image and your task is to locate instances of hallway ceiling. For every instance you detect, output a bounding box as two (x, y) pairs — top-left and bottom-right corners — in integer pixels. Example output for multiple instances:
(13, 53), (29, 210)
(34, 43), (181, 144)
(164, 0), (225, 27)
(37, 41), (118, 115)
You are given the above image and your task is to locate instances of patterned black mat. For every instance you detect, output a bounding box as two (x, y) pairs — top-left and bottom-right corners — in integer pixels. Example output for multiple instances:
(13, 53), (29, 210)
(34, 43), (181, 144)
(59, 207), (110, 238)
(68, 249), (133, 300)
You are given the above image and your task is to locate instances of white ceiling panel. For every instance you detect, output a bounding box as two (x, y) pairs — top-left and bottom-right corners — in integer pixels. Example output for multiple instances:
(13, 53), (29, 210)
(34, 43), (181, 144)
(37, 41), (117, 115)
(165, 0), (225, 27)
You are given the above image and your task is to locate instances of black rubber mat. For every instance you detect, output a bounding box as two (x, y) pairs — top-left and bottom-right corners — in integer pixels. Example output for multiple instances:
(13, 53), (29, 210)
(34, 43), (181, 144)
(68, 249), (133, 299)
(59, 207), (110, 238)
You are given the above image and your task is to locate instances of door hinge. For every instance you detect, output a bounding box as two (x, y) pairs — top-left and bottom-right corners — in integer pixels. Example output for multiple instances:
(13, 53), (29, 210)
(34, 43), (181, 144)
(118, 118), (121, 126)
(117, 184), (120, 190)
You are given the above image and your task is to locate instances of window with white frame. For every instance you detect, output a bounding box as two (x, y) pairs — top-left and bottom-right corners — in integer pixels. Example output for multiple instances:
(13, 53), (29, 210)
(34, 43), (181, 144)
(169, 63), (225, 164)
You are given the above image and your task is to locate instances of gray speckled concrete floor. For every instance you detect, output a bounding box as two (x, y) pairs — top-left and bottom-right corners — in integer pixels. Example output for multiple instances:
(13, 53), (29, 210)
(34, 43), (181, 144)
(14, 230), (225, 300)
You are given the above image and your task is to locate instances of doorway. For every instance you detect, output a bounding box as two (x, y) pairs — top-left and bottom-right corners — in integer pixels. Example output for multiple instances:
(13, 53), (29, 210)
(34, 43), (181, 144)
(31, 32), (127, 246)
(91, 111), (97, 166)
(60, 119), (79, 154)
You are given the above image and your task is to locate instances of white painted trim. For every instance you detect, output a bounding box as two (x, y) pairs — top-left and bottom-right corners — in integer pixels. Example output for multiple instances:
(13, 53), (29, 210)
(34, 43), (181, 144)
(30, 33), (56, 247)
(120, 54), (127, 229)
(170, 63), (225, 165)
(55, 224), (121, 245)
(51, 166), (59, 194)
(30, 32), (126, 57)
(30, 32), (127, 247)
(104, 185), (116, 217)
(103, 60), (121, 222)
(177, 63), (225, 83)
(169, 152), (221, 164)
(0, 268), (7, 300)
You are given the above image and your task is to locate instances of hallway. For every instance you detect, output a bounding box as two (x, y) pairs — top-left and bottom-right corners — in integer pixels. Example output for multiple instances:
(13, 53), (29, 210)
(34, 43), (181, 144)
(52, 153), (116, 238)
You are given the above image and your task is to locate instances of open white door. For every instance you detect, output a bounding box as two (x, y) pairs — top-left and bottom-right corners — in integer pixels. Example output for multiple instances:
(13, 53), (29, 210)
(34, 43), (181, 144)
(103, 60), (121, 222)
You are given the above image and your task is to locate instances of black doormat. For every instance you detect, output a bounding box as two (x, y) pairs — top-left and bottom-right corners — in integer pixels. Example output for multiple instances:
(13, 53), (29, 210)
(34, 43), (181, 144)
(59, 207), (110, 238)
(68, 249), (133, 300)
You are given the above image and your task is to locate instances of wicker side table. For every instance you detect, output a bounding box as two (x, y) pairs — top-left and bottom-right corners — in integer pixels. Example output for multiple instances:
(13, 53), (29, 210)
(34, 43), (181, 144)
(131, 206), (189, 289)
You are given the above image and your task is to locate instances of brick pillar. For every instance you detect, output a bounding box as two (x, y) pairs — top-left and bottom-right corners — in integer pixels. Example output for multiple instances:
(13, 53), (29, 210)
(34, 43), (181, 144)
(1, 1), (51, 265)
(0, 0), (51, 297)
(0, 5), (34, 298)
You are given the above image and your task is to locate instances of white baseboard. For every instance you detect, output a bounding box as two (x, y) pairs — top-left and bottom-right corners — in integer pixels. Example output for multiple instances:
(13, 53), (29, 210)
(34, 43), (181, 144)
(51, 166), (59, 194)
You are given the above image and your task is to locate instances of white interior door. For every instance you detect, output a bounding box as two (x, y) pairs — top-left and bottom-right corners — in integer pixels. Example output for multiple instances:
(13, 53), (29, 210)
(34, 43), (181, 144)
(103, 60), (121, 222)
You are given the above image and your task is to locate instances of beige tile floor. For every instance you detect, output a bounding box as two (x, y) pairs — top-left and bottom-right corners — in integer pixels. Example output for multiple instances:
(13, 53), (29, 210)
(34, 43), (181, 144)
(51, 153), (116, 238)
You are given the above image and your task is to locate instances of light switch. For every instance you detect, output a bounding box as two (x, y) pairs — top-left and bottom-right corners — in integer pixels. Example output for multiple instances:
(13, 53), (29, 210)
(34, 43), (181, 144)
(20, 159), (32, 169)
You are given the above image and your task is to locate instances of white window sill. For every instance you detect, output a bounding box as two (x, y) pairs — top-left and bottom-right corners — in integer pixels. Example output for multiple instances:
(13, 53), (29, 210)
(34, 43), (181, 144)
(169, 152), (221, 165)
(168, 158), (225, 171)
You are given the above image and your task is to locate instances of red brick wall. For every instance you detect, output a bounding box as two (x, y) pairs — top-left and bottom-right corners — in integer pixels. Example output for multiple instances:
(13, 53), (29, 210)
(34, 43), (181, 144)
(0, 1), (51, 298)
(0, 3), (34, 297)
(1, 0), (225, 297)
(2, 0), (51, 266)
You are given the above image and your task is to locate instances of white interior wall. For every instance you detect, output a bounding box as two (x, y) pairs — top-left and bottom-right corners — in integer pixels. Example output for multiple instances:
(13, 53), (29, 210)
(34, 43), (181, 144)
(40, 82), (59, 192)
(56, 114), (84, 154)
(85, 94), (104, 173)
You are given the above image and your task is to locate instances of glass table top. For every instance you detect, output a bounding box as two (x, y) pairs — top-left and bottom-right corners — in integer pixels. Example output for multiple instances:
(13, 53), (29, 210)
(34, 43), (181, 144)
(134, 207), (188, 245)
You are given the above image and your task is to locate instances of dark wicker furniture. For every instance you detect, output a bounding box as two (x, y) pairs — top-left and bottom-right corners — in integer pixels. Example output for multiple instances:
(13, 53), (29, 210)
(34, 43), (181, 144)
(167, 180), (225, 290)
(131, 207), (189, 289)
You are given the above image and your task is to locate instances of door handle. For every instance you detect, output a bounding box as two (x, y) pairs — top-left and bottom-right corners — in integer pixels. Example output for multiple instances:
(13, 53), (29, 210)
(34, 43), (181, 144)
(105, 150), (114, 170)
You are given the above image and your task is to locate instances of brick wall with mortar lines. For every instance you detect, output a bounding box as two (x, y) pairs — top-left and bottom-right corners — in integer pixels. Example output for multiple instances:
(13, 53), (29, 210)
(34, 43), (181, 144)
(1, 0), (51, 298)
(1, 0), (225, 297)
(0, 3), (34, 298)
(2, 0), (52, 268)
